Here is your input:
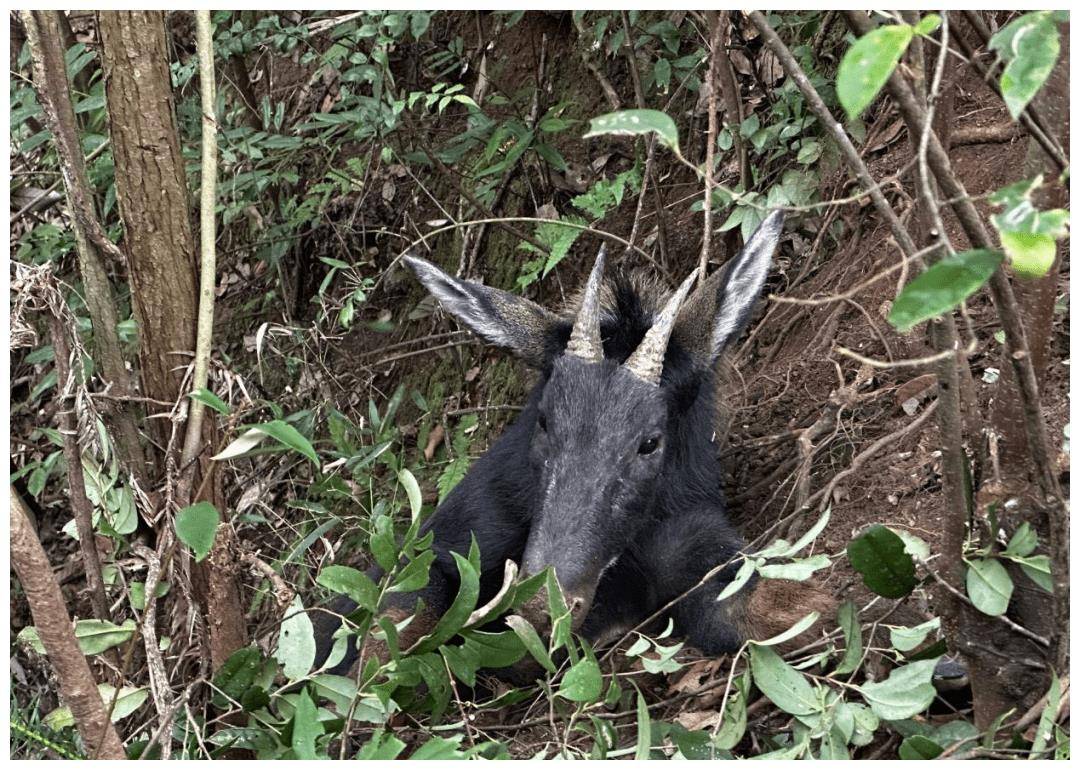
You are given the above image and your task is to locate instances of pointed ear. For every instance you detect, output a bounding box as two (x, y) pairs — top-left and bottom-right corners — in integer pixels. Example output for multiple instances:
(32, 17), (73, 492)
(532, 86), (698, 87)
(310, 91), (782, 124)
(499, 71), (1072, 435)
(674, 210), (783, 367)
(403, 254), (562, 368)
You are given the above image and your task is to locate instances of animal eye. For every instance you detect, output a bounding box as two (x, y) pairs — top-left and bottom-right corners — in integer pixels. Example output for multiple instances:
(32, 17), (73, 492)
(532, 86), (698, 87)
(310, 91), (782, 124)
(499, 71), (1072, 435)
(537, 413), (548, 432)
(638, 436), (660, 455)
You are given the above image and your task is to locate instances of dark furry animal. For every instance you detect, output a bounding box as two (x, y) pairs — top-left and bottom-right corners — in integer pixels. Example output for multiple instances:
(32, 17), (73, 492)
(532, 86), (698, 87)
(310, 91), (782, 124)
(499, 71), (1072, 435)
(315, 211), (812, 674)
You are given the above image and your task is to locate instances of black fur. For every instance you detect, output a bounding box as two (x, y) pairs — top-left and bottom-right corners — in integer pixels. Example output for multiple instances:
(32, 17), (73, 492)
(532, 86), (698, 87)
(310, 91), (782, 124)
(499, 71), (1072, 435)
(314, 213), (782, 674)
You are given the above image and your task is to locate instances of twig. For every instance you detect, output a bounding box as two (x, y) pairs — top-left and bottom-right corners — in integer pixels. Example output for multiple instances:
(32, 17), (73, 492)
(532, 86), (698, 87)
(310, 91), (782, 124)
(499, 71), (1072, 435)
(133, 543), (174, 760)
(459, 33), (547, 278)
(698, 11), (723, 282)
(803, 400), (938, 513)
(958, 10), (1068, 173)
(48, 312), (111, 624)
(618, 12), (670, 268)
(769, 238), (944, 307)
(713, 11), (750, 188)
(240, 550), (295, 611)
(845, 10), (1068, 669)
(925, 566), (1049, 649)
(397, 107), (550, 256)
(834, 341), (976, 370)
(21, 10), (147, 482)
(12, 140), (111, 222)
(178, 10), (220, 492)
(573, 15), (621, 111)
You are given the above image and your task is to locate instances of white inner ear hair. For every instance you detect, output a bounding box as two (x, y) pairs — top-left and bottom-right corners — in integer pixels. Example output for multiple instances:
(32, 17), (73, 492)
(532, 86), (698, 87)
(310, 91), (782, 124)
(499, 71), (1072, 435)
(710, 238), (775, 354)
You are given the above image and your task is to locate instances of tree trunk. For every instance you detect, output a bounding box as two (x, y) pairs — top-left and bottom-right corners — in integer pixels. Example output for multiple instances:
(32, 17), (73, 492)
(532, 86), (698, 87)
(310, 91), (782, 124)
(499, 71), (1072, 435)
(10, 490), (127, 760)
(97, 11), (199, 426)
(990, 20), (1070, 469)
(98, 10), (248, 670)
(21, 10), (148, 484)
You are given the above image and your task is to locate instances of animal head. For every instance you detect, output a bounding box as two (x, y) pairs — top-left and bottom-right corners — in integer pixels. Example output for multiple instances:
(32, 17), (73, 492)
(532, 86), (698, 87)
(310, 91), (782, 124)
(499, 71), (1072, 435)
(404, 210), (783, 623)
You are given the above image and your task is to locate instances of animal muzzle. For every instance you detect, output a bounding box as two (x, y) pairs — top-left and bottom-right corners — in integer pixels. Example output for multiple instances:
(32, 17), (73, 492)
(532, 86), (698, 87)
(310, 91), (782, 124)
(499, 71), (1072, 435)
(520, 544), (602, 634)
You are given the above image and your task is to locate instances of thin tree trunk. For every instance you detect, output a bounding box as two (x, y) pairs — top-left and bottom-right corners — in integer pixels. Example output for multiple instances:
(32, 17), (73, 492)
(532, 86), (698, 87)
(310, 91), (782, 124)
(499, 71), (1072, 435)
(11, 490), (127, 760)
(844, 8), (1069, 722)
(990, 19), (1070, 469)
(98, 9), (247, 670)
(21, 10), (148, 484)
(49, 314), (112, 625)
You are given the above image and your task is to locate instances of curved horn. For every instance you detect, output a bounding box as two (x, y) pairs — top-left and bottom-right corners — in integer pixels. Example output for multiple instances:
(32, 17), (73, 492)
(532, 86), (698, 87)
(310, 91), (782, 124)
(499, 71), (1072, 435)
(622, 267), (699, 385)
(564, 245), (607, 362)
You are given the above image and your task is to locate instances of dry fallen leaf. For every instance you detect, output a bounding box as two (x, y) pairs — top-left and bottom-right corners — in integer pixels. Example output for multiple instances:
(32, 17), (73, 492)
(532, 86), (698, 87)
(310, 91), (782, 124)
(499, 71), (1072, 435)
(674, 710), (724, 732)
(424, 423), (446, 461)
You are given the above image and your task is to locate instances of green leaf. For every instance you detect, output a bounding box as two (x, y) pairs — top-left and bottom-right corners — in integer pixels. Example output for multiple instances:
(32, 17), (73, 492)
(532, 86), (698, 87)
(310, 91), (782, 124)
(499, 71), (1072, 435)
(311, 673), (358, 713)
(356, 729), (407, 760)
(989, 12), (1062, 119)
(714, 672), (750, 750)
(45, 685), (147, 731)
(758, 554), (831, 581)
(505, 614), (556, 673)
(410, 11), (431, 40)
(749, 643), (820, 716)
(71, 619), (137, 655)
(188, 388), (230, 416)
(894, 529), (931, 562)
(397, 467), (423, 521)
(411, 546), (480, 653)
(291, 689), (323, 759)
(989, 177), (1069, 237)
(834, 600), (864, 675)
(913, 14), (942, 36)
(860, 658), (939, 720)
(795, 140), (821, 165)
(174, 501), (220, 563)
(411, 735), (467, 760)
(888, 618), (940, 652)
(716, 557), (758, 602)
(898, 734), (944, 760)
(847, 524), (917, 598)
(316, 565), (379, 612)
(1003, 521), (1038, 557)
(757, 507), (831, 559)
(837, 23), (915, 119)
(634, 686), (652, 760)
(965, 557), (1014, 616)
(558, 655), (603, 702)
(276, 596), (316, 681)
(1000, 231), (1056, 279)
(1014, 554), (1053, 593)
(211, 427), (269, 461)
(250, 420), (320, 465)
(212, 647), (264, 706)
(654, 57), (671, 90)
(753, 611), (819, 647)
(389, 550), (435, 593)
(1031, 672), (1061, 758)
(583, 109), (680, 155)
(129, 580), (169, 612)
(888, 249), (1004, 331)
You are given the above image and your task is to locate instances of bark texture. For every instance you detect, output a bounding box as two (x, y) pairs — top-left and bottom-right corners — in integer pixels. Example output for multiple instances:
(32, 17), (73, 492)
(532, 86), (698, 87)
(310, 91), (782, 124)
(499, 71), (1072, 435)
(10, 490), (127, 760)
(98, 10), (248, 670)
(98, 11), (199, 420)
(21, 10), (147, 482)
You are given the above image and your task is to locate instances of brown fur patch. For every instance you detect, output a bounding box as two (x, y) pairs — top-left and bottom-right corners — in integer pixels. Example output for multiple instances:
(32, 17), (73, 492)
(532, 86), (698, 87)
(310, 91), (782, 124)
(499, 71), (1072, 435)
(348, 606), (440, 676)
(741, 578), (837, 653)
